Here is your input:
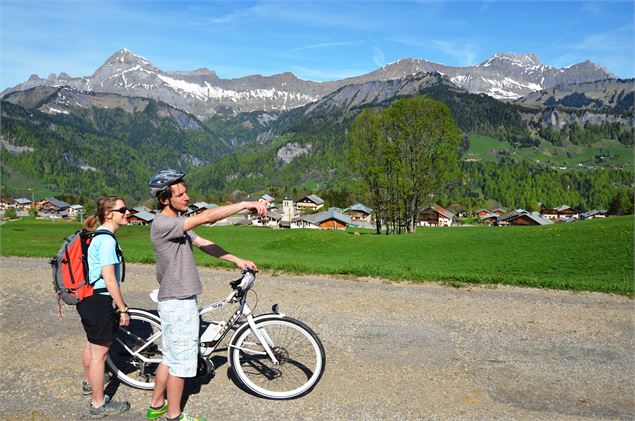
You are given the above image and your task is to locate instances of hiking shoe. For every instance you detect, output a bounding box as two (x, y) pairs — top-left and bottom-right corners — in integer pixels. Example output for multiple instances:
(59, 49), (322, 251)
(89, 400), (130, 418)
(167, 413), (207, 421)
(146, 400), (168, 420)
(82, 372), (112, 395)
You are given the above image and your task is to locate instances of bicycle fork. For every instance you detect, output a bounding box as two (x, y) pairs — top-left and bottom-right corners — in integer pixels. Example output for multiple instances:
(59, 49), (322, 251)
(245, 315), (280, 365)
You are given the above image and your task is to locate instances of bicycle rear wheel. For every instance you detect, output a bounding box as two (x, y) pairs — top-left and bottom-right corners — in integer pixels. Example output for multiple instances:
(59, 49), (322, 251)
(106, 308), (162, 390)
(229, 316), (325, 399)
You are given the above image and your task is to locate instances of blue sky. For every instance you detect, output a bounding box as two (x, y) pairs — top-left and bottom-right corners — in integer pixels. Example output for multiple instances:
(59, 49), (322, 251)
(1, 0), (633, 89)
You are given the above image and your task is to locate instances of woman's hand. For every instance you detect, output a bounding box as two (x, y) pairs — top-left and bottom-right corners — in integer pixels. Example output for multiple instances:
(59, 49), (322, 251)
(119, 312), (130, 327)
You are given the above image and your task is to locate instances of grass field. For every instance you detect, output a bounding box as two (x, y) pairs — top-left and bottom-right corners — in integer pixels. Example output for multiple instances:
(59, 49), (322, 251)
(1, 216), (633, 295)
(466, 134), (634, 167)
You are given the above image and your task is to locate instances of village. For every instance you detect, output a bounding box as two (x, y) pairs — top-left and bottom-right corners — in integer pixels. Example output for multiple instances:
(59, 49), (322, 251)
(0, 193), (609, 229)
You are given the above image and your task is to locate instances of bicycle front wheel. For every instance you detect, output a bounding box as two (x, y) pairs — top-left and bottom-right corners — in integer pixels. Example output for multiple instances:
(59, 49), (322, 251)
(106, 308), (162, 390)
(229, 316), (325, 399)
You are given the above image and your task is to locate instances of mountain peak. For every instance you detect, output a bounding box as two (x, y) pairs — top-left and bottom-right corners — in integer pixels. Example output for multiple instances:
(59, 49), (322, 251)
(192, 67), (217, 76)
(480, 52), (542, 68)
(566, 60), (616, 78)
(276, 71), (300, 80)
(103, 48), (154, 68)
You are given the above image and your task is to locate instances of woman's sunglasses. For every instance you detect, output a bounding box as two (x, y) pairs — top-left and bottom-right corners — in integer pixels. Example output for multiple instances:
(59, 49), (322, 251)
(111, 207), (131, 214)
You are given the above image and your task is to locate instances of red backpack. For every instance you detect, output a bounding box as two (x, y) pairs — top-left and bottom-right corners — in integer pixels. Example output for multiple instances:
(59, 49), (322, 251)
(51, 230), (125, 310)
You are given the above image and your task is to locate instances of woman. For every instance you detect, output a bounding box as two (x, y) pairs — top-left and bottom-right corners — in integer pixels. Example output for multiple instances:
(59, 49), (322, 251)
(77, 196), (131, 418)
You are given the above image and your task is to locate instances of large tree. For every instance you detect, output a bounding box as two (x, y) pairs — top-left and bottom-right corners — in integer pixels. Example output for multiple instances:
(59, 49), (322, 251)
(348, 96), (462, 234)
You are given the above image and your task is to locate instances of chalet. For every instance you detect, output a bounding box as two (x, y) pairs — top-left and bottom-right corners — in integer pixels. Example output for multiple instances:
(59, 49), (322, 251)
(418, 204), (454, 227)
(0, 198), (16, 210)
(289, 215), (320, 229)
(259, 194), (276, 209)
(344, 203), (373, 223)
(580, 210), (607, 220)
(492, 208), (506, 215)
(68, 204), (84, 218)
(473, 208), (491, 218)
(38, 197), (71, 218)
(127, 211), (155, 225)
(253, 210), (282, 228)
(14, 198), (32, 211)
(480, 213), (498, 225)
(310, 208), (353, 230)
(497, 210), (553, 226)
(131, 205), (152, 214)
(296, 195), (325, 212)
(186, 202), (218, 216)
(541, 205), (580, 220)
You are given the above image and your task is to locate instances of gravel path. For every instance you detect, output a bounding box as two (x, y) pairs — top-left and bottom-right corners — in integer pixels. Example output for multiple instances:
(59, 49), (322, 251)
(0, 257), (633, 420)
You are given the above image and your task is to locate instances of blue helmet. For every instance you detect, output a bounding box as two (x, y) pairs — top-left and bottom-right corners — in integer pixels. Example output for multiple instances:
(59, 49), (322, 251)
(148, 169), (186, 197)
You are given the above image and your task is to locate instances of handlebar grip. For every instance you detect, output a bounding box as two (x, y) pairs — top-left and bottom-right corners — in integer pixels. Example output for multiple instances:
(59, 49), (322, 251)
(229, 267), (257, 291)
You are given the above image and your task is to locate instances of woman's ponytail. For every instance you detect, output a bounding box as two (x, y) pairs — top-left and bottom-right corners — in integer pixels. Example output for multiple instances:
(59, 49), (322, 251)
(83, 214), (98, 231)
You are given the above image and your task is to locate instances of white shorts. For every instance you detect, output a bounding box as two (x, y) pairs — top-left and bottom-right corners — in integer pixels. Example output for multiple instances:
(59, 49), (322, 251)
(158, 298), (199, 378)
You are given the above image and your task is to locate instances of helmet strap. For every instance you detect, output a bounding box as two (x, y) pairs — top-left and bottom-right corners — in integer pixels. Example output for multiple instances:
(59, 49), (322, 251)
(167, 197), (182, 216)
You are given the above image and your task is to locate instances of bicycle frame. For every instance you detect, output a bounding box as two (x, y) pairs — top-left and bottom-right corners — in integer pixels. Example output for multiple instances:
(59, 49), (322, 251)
(116, 287), (286, 368)
(109, 274), (326, 399)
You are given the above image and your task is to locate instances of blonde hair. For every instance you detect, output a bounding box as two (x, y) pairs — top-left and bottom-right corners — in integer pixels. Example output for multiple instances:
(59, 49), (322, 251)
(83, 196), (124, 231)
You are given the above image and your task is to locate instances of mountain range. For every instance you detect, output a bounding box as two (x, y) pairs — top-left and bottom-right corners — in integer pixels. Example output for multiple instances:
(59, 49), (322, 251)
(1, 48), (632, 207)
(1, 48), (619, 119)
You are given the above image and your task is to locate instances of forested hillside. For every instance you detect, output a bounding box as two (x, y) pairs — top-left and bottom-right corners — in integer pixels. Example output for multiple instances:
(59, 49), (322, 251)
(1, 98), (243, 199)
(189, 82), (633, 212)
(1, 79), (632, 213)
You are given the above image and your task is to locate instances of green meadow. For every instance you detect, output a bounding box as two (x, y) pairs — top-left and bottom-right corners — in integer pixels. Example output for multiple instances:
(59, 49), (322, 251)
(466, 134), (634, 167)
(1, 216), (632, 295)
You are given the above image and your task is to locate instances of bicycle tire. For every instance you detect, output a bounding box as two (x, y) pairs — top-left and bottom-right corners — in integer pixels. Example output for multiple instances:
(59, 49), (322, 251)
(106, 308), (162, 390)
(228, 316), (325, 399)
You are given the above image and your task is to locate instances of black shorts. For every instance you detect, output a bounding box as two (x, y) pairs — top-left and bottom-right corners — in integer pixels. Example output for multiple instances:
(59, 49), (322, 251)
(76, 294), (118, 345)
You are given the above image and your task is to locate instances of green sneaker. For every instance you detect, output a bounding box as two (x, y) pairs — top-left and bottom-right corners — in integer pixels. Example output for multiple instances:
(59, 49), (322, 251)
(146, 400), (168, 420)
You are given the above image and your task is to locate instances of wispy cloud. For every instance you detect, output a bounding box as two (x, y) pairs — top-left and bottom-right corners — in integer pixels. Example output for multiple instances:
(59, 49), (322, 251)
(478, 0), (497, 14)
(292, 66), (371, 82)
(430, 40), (478, 66)
(372, 47), (386, 67)
(562, 23), (633, 53)
(551, 24), (634, 77)
(551, 17), (580, 48)
(202, 3), (264, 25)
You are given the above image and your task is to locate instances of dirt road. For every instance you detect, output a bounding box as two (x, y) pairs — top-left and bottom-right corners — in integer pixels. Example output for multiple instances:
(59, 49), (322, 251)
(0, 257), (633, 420)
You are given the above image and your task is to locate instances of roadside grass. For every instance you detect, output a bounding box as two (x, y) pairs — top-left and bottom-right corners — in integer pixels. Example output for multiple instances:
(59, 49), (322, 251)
(1, 216), (632, 295)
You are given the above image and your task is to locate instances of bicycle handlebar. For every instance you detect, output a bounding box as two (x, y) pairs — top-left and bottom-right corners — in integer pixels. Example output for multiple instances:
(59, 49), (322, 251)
(229, 267), (257, 293)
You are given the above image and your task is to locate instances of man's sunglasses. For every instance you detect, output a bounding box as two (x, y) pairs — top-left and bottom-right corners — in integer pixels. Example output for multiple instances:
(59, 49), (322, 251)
(111, 207), (131, 214)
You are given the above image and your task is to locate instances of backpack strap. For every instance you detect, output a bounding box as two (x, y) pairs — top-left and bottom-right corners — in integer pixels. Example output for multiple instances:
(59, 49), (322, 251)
(88, 230), (126, 284)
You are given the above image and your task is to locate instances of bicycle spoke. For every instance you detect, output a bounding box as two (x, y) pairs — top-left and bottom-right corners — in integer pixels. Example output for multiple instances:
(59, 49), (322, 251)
(231, 317), (325, 399)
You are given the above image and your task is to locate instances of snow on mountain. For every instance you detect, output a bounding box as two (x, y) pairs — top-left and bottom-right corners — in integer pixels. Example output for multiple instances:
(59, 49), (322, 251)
(1, 49), (619, 117)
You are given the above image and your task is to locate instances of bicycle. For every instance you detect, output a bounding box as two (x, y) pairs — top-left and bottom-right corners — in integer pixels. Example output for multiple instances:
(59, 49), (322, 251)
(106, 268), (326, 400)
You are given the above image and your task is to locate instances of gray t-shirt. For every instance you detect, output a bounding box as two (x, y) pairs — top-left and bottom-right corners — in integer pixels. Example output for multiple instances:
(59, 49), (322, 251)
(151, 213), (202, 301)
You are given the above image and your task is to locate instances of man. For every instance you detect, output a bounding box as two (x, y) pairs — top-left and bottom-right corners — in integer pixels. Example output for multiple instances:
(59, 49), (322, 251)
(146, 170), (268, 421)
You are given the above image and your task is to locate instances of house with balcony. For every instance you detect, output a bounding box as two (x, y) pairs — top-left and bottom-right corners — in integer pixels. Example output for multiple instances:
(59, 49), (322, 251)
(418, 204), (454, 227)
(296, 195), (325, 212)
